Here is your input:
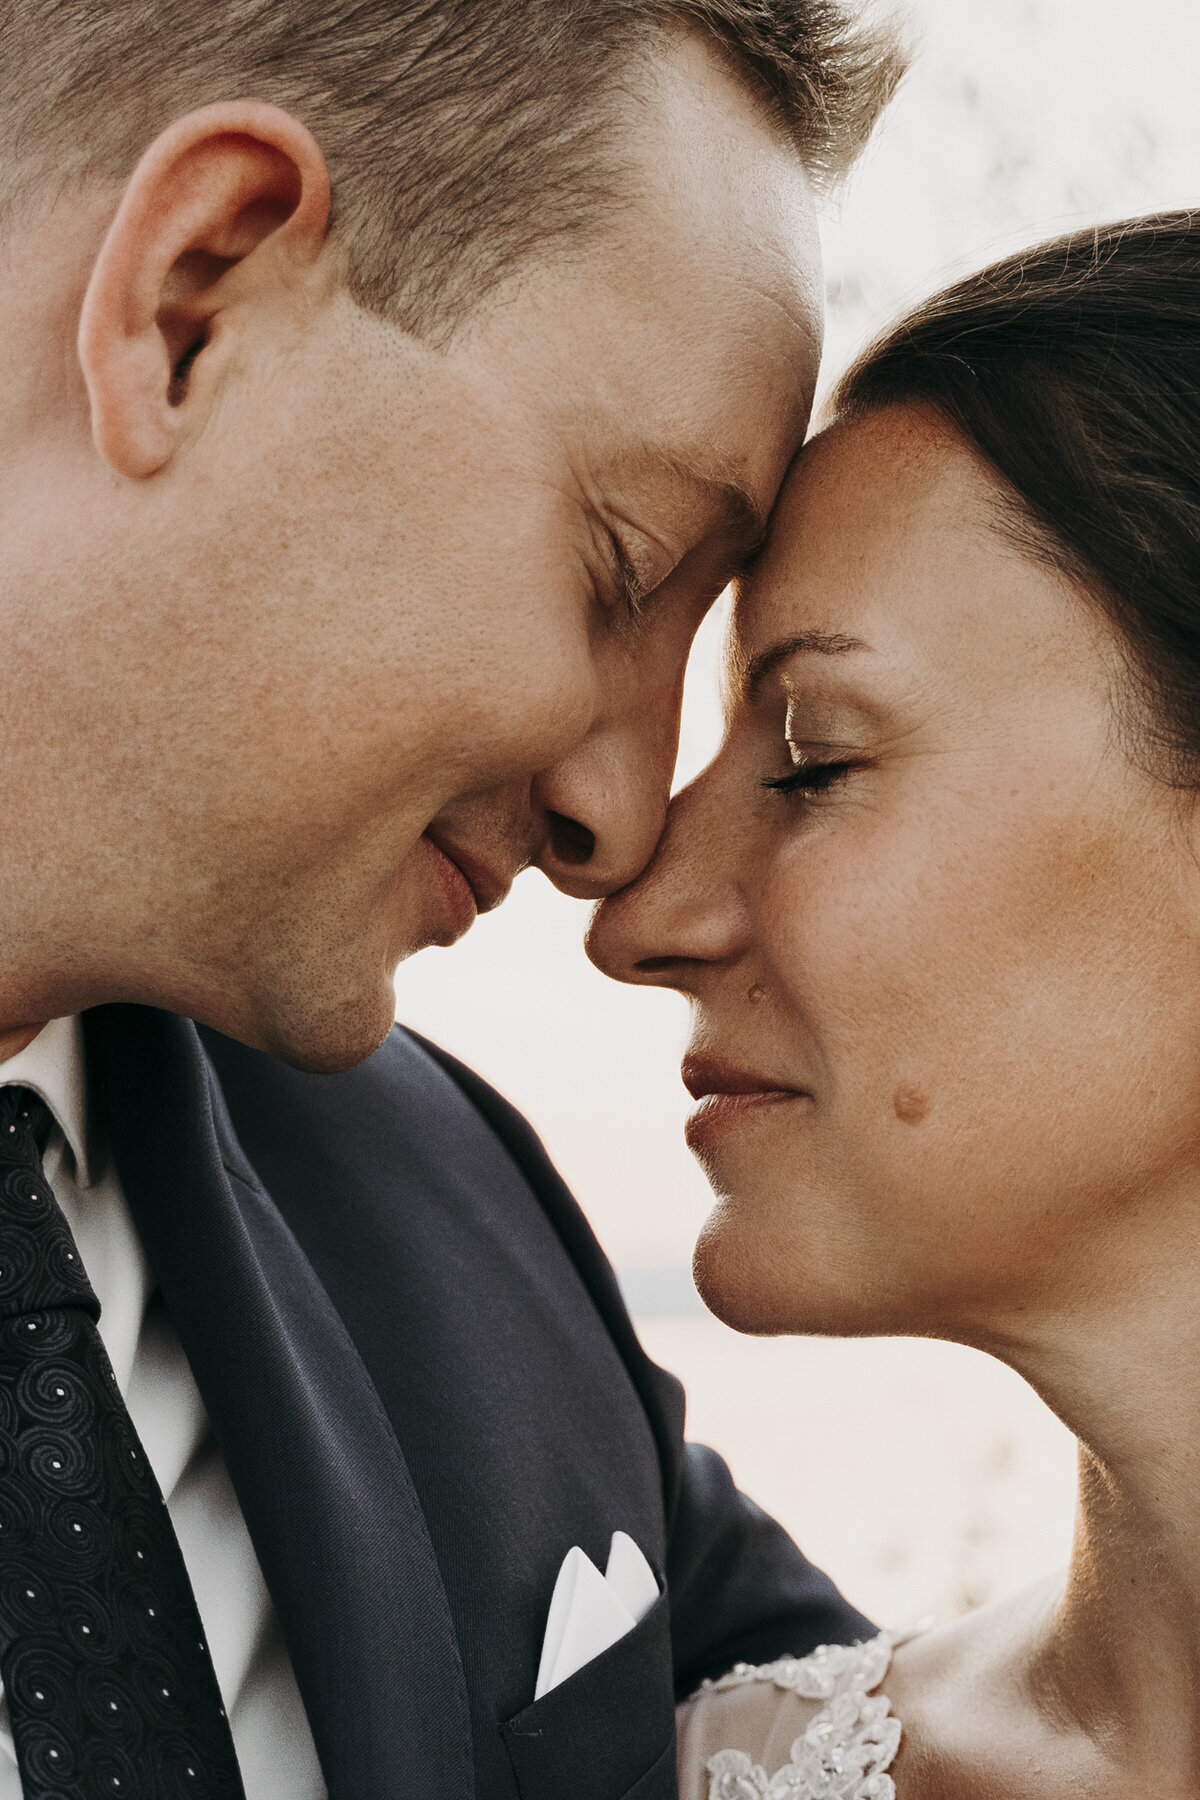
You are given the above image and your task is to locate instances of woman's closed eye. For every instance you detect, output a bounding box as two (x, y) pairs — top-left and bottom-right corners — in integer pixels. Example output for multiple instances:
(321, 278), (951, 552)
(762, 756), (859, 799)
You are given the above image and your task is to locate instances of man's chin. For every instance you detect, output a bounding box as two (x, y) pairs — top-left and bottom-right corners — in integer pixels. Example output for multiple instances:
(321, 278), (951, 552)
(271, 1016), (394, 1074)
(200, 974), (398, 1075)
(273, 992), (398, 1073)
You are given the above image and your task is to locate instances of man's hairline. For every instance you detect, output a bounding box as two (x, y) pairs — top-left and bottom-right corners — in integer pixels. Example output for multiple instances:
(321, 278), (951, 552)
(419, 24), (826, 351)
(0, 13), (824, 332)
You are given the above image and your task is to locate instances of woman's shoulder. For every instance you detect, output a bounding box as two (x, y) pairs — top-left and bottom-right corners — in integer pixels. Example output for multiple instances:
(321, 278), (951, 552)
(676, 1631), (913, 1799)
(676, 1581), (1069, 1800)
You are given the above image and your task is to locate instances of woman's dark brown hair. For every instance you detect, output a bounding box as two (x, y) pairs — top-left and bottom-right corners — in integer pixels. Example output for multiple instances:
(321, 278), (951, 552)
(836, 210), (1200, 782)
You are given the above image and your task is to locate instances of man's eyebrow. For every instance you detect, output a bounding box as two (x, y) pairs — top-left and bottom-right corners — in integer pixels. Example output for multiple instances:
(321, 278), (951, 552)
(644, 449), (769, 558)
(705, 476), (769, 557)
(742, 632), (870, 700)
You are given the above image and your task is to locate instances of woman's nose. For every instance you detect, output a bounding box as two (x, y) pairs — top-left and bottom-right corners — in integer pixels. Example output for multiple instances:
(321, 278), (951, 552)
(585, 770), (749, 989)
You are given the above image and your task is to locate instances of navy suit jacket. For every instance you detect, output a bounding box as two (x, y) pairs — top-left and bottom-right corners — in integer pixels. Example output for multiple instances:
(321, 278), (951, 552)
(83, 1005), (870, 1800)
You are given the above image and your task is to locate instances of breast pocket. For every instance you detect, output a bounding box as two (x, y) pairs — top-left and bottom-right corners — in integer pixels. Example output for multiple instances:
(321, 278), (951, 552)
(500, 1584), (676, 1800)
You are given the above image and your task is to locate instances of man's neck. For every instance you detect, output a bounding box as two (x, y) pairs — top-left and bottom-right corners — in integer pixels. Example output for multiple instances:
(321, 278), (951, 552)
(0, 1022), (44, 1063)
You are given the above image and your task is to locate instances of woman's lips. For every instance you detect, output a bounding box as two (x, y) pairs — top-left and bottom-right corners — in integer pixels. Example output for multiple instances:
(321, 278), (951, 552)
(684, 1089), (804, 1151)
(681, 1056), (809, 1152)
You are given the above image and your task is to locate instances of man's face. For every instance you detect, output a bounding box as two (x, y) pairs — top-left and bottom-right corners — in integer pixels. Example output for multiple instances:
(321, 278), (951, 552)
(35, 35), (821, 1067)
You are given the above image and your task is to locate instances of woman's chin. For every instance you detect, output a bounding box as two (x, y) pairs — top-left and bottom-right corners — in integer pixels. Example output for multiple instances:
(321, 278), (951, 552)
(691, 1197), (907, 1340)
(691, 1204), (820, 1336)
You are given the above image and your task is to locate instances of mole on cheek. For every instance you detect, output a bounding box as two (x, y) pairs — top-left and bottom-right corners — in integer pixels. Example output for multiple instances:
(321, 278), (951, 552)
(893, 1086), (931, 1125)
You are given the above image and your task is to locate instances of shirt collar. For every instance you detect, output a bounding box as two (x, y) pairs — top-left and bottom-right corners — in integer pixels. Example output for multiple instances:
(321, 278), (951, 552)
(0, 1014), (93, 1185)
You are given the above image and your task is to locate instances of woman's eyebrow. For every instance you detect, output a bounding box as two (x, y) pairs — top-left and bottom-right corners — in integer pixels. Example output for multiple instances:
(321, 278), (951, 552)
(741, 632), (871, 700)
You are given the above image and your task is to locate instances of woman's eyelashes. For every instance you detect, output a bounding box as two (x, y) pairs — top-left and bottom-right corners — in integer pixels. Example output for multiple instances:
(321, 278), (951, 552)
(761, 727), (878, 799)
(762, 756), (857, 799)
(765, 696), (878, 801)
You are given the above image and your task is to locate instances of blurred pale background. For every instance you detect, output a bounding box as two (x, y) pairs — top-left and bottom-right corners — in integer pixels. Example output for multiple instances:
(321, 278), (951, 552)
(395, 0), (1200, 1629)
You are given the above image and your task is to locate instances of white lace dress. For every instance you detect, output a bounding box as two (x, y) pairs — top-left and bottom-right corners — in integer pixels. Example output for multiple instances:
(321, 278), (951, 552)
(675, 1632), (914, 1800)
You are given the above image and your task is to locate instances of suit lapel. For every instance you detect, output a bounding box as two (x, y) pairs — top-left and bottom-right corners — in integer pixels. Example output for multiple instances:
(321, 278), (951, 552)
(411, 1034), (687, 1508)
(85, 1005), (474, 1800)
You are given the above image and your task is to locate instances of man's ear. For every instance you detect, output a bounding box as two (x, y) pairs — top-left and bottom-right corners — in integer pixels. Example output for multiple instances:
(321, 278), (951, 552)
(77, 102), (331, 479)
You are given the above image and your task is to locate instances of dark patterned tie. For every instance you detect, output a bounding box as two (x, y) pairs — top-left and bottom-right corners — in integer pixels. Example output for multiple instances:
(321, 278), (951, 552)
(0, 1084), (246, 1799)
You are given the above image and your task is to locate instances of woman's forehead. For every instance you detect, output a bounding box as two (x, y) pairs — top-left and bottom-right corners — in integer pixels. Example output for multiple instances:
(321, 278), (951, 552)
(741, 408), (989, 623)
(726, 408), (1100, 712)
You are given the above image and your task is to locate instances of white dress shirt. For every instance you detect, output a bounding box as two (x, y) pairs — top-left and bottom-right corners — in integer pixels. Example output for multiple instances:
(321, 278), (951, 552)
(0, 1017), (326, 1799)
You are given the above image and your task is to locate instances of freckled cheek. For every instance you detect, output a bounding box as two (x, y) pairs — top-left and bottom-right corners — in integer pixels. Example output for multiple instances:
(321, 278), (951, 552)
(752, 837), (994, 1119)
(752, 851), (931, 1074)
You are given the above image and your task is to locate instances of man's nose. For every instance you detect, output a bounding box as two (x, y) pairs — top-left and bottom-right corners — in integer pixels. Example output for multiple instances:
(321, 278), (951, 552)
(532, 720), (673, 899)
(532, 627), (690, 899)
(585, 770), (749, 989)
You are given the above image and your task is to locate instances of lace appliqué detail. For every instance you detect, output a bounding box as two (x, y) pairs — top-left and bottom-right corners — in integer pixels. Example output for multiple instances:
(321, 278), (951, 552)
(702, 1633), (906, 1800)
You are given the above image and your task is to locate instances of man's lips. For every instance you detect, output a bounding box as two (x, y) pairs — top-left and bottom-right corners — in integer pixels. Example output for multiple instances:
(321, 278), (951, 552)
(681, 1055), (809, 1151)
(423, 830), (514, 917)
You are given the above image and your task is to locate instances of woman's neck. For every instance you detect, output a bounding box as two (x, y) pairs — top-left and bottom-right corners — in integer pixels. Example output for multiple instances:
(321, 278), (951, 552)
(995, 1238), (1200, 1781)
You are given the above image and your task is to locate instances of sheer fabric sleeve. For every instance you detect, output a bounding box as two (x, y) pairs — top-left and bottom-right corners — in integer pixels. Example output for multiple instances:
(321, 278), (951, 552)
(675, 1634), (906, 1800)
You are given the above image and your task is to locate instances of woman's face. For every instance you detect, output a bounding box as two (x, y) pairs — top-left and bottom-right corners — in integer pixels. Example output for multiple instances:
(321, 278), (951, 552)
(588, 406), (1200, 1344)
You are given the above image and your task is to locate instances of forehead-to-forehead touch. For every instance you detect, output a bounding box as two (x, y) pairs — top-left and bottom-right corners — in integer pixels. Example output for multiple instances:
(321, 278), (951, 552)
(734, 403), (1040, 667)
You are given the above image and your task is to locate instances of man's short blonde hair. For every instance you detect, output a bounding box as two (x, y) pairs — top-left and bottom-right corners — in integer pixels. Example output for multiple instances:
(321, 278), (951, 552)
(1, 0), (906, 338)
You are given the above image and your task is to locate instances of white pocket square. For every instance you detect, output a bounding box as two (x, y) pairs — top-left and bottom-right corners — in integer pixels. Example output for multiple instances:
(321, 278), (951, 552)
(534, 1531), (658, 1700)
